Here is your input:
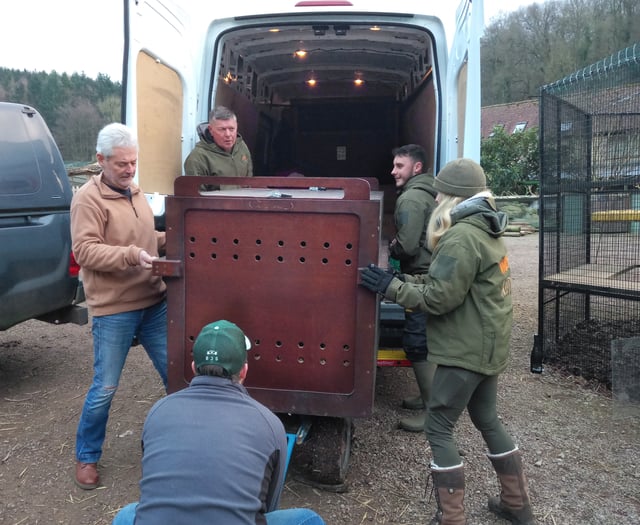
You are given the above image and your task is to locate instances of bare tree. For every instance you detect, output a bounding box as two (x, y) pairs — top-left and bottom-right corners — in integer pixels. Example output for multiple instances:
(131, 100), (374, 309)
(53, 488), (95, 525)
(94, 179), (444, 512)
(481, 0), (640, 105)
(54, 99), (103, 162)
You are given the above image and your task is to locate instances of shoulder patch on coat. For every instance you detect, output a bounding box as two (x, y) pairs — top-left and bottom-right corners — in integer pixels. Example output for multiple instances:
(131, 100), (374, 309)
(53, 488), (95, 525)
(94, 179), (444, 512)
(430, 254), (456, 280)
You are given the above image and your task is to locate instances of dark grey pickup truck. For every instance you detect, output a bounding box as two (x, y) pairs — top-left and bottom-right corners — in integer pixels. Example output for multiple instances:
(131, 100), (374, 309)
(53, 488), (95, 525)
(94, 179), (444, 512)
(0, 102), (87, 330)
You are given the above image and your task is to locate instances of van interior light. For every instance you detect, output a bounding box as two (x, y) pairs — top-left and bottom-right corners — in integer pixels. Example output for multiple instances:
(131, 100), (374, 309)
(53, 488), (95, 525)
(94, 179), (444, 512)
(369, 26), (381, 31)
(269, 28), (280, 33)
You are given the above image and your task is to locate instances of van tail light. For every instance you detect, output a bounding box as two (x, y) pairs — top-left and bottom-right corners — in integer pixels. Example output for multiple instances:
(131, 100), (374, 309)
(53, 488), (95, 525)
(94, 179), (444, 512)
(69, 251), (81, 278)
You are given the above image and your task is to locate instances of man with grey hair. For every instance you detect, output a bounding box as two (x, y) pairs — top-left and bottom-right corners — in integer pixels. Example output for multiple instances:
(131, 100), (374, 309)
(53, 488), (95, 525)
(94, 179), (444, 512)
(71, 122), (168, 490)
(183, 105), (253, 187)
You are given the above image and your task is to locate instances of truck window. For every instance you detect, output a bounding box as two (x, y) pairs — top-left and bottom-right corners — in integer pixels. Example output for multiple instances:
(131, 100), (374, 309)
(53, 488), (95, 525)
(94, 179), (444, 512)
(0, 112), (41, 195)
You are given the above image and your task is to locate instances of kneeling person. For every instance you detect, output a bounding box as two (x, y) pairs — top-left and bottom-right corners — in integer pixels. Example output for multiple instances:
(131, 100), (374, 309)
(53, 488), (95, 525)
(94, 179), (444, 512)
(112, 320), (325, 525)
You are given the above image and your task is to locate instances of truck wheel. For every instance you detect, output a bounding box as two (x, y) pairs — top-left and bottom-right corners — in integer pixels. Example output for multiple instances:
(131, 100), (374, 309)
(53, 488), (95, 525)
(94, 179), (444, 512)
(290, 416), (353, 490)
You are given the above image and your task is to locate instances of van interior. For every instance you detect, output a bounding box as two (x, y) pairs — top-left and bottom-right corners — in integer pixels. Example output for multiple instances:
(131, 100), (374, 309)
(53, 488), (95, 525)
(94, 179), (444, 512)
(212, 22), (438, 188)
(130, 14), (454, 224)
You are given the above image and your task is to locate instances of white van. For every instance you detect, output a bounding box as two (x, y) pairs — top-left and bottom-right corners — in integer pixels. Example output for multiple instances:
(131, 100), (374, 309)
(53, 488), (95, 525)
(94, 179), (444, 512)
(122, 0), (483, 199)
(122, 0), (484, 363)
(122, 1), (484, 484)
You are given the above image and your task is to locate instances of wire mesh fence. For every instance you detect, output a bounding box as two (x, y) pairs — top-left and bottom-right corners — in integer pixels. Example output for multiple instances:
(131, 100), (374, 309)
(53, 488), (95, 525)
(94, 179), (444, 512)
(536, 43), (640, 391)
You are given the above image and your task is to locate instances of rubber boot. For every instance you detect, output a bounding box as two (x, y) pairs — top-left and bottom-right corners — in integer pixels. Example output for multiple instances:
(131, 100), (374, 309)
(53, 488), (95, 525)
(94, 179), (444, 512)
(401, 359), (425, 410)
(429, 463), (467, 525)
(398, 361), (436, 432)
(401, 392), (424, 410)
(487, 448), (537, 524)
(401, 358), (425, 409)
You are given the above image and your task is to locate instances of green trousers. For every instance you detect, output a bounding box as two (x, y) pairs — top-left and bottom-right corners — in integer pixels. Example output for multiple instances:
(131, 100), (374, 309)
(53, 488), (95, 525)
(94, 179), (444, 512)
(426, 366), (515, 467)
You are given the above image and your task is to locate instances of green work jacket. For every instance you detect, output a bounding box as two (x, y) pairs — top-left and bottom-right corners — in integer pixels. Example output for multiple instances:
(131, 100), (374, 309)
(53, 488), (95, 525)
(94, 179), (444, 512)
(183, 133), (253, 185)
(389, 171), (437, 275)
(386, 196), (513, 375)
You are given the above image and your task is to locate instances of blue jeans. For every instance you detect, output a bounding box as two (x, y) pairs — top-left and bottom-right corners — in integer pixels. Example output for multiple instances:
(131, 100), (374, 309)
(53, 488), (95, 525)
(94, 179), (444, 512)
(76, 300), (167, 464)
(112, 503), (326, 525)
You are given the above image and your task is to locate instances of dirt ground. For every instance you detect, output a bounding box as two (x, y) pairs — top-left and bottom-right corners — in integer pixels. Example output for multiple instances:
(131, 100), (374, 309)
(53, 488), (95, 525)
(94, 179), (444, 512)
(1, 232), (639, 525)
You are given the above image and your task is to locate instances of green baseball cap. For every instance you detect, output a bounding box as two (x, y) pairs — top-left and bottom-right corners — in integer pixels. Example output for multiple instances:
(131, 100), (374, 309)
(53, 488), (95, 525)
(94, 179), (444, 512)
(192, 320), (251, 375)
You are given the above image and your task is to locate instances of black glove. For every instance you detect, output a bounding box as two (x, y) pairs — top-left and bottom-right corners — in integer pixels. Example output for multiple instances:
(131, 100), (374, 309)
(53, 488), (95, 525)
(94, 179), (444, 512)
(387, 267), (405, 282)
(360, 264), (395, 294)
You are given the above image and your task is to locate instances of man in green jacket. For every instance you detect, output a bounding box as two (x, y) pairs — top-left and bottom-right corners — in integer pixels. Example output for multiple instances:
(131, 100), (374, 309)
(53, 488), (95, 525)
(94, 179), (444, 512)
(388, 144), (437, 432)
(183, 106), (253, 189)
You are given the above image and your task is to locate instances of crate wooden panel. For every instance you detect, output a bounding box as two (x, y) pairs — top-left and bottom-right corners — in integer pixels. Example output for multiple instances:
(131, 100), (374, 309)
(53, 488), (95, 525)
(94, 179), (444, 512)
(157, 176), (382, 418)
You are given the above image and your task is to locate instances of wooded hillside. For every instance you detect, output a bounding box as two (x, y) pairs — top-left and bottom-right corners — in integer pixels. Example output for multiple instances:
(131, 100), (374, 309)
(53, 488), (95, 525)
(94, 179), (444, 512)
(0, 69), (121, 163)
(482, 0), (640, 105)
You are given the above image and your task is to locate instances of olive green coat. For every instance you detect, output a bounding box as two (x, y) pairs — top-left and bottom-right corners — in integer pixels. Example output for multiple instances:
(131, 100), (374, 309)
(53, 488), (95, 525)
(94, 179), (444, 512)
(389, 171), (437, 275)
(183, 133), (253, 183)
(385, 196), (513, 376)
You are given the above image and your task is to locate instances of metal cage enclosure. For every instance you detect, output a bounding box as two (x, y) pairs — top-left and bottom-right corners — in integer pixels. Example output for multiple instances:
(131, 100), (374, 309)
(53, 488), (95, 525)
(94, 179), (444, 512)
(536, 44), (640, 388)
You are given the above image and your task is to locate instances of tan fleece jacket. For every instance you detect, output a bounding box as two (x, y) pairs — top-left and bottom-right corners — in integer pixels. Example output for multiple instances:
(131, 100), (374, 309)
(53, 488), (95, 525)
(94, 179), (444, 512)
(70, 174), (166, 316)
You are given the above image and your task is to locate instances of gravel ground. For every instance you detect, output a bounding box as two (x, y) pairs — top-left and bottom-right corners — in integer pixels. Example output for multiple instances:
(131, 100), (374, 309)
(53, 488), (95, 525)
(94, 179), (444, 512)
(1, 232), (639, 524)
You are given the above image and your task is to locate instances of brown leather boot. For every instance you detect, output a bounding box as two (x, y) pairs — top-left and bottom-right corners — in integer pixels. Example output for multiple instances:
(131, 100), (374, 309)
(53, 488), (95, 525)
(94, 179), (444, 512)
(75, 461), (99, 490)
(429, 463), (467, 525)
(487, 448), (536, 524)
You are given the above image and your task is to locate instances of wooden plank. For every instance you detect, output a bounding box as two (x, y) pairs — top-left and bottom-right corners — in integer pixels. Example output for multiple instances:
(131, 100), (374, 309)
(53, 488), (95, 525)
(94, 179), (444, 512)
(544, 263), (640, 292)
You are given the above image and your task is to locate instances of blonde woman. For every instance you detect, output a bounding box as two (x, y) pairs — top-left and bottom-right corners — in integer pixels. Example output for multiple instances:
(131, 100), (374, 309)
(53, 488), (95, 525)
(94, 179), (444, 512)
(360, 158), (536, 525)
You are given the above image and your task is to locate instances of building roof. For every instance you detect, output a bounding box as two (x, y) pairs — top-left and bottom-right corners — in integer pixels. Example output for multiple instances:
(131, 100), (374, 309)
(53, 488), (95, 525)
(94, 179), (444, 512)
(481, 99), (539, 139)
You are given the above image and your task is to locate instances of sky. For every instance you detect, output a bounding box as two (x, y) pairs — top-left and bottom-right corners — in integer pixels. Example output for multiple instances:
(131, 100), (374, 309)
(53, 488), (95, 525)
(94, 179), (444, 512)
(0, 1), (546, 83)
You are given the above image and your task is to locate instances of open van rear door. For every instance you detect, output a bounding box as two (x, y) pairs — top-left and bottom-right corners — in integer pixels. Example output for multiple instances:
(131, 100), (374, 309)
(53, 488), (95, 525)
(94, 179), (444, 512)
(445, 0), (484, 161)
(122, 0), (196, 197)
